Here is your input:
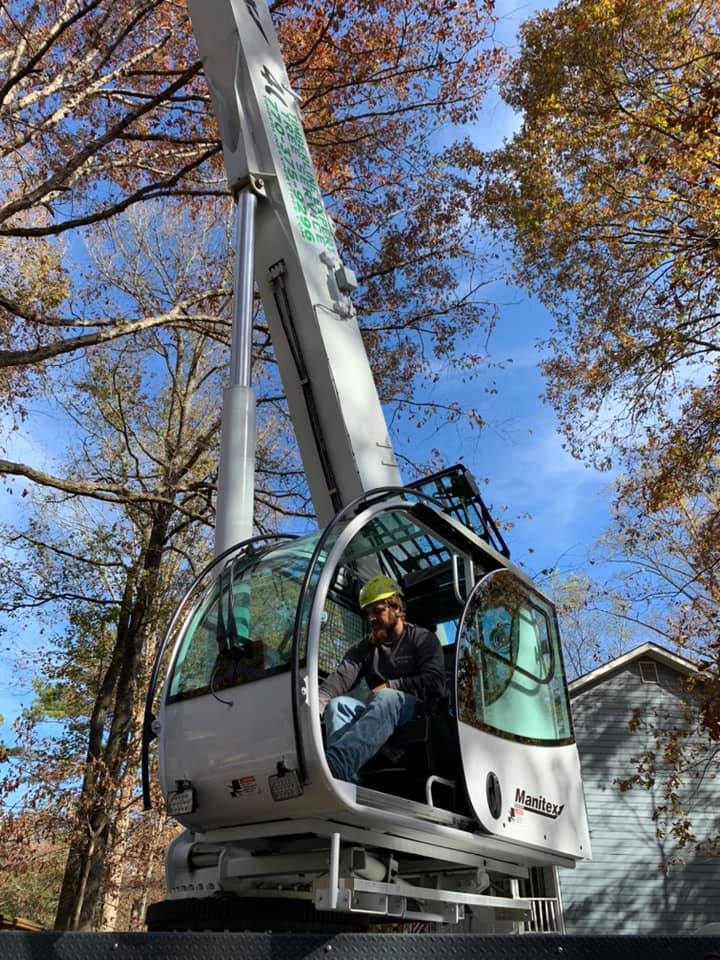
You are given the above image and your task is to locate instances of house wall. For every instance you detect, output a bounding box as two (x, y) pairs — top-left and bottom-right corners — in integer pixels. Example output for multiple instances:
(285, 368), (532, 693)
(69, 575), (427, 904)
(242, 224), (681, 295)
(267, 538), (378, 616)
(559, 659), (719, 934)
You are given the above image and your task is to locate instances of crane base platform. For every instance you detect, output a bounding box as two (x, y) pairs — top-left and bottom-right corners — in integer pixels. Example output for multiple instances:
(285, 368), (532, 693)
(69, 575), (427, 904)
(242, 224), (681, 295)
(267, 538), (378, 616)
(0, 932), (716, 959)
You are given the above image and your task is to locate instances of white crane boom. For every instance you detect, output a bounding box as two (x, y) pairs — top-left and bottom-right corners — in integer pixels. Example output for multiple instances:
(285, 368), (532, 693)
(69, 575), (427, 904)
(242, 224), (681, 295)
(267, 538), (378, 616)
(188, 0), (401, 545)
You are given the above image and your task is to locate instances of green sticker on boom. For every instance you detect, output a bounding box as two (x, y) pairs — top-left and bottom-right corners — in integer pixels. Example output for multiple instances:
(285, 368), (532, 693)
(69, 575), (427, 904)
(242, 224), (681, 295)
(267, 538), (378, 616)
(264, 95), (336, 253)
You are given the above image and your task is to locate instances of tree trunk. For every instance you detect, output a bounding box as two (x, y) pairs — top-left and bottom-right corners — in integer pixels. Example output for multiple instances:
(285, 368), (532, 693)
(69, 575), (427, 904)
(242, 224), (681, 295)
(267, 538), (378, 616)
(54, 508), (171, 930)
(100, 694), (149, 931)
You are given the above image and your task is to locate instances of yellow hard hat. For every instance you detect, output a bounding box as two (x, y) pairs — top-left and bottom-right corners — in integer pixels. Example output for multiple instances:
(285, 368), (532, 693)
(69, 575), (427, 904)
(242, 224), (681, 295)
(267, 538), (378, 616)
(359, 575), (403, 609)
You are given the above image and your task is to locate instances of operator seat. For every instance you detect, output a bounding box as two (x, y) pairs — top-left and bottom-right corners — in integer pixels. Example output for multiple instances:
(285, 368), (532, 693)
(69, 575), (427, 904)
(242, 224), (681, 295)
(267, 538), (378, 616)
(359, 643), (460, 808)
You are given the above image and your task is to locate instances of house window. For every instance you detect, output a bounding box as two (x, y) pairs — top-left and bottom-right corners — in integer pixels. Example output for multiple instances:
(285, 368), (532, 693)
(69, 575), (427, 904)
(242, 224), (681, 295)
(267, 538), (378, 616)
(639, 661), (659, 683)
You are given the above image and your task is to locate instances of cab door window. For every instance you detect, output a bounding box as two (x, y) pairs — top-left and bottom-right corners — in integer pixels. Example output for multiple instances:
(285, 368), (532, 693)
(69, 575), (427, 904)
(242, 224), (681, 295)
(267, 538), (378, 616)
(457, 569), (572, 745)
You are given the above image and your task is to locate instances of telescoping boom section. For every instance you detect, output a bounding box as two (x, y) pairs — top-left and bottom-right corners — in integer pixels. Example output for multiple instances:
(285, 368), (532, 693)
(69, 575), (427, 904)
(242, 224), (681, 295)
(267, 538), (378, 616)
(187, 0), (401, 530)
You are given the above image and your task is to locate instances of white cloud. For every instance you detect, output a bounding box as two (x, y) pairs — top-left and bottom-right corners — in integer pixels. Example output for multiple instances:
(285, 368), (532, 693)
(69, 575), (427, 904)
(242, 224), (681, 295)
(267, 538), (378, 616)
(484, 417), (613, 574)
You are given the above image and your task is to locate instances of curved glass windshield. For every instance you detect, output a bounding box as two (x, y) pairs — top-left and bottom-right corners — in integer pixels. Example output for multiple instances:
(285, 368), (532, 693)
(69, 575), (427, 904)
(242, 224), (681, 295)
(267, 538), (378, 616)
(298, 505), (462, 670)
(457, 569), (572, 745)
(167, 536), (320, 702)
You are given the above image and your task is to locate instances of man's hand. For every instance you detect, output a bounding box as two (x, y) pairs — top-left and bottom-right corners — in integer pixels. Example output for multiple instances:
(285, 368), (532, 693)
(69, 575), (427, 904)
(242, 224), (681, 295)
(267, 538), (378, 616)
(371, 683), (388, 694)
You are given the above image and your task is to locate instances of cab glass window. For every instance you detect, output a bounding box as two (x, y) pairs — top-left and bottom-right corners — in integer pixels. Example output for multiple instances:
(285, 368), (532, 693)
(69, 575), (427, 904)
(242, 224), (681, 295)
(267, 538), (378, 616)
(300, 507), (456, 696)
(167, 535), (321, 702)
(298, 507), (449, 662)
(458, 570), (572, 745)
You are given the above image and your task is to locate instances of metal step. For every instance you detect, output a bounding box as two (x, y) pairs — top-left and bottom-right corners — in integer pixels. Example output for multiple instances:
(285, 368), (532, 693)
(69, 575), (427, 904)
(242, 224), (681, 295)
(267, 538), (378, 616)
(356, 785), (476, 831)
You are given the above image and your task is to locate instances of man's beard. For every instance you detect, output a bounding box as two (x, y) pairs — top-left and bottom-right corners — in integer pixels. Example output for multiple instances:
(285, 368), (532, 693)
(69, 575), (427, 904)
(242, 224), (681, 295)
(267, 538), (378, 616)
(370, 614), (398, 645)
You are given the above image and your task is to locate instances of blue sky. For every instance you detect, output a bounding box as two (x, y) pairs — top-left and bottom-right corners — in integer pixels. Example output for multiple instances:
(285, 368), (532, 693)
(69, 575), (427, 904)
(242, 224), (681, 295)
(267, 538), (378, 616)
(408, 277), (614, 582)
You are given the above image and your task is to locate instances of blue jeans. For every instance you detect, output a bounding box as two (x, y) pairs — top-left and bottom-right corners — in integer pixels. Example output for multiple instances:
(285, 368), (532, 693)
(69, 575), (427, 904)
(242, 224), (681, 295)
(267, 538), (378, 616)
(324, 689), (417, 783)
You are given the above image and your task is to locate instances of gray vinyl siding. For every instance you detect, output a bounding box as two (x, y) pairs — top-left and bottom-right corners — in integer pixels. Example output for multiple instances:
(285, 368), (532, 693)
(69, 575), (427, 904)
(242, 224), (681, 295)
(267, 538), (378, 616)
(559, 659), (720, 935)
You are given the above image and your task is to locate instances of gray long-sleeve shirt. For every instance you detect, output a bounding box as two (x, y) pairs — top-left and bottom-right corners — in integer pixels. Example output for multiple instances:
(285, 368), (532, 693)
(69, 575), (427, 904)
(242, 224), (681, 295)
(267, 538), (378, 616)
(318, 623), (446, 715)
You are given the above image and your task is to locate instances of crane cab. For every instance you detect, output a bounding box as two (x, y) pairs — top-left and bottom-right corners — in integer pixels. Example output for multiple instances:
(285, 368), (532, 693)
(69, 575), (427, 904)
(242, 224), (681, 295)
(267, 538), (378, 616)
(144, 468), (590, 929)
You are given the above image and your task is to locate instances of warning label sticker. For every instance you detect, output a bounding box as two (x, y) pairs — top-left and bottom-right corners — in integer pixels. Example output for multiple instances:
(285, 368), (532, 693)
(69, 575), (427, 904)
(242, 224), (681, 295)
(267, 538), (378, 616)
(229, 775), (259, 798)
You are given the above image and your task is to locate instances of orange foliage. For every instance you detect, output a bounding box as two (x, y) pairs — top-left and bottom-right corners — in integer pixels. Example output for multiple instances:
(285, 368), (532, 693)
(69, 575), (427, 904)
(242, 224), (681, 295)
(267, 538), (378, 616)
(477, 0), (720, 503)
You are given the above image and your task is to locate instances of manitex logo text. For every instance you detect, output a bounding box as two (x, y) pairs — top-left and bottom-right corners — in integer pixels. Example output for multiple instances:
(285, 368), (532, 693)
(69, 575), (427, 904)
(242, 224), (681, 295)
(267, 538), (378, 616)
(514, 788), (565, 819)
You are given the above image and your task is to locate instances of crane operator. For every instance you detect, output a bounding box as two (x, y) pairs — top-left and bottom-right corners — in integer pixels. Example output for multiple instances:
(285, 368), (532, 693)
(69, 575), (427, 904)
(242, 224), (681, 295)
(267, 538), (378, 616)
(318, 576), (446, 783)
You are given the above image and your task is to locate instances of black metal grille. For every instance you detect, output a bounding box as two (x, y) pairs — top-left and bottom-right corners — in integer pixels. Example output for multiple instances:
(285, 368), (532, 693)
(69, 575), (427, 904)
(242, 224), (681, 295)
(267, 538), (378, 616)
(406, 464), (509, 558)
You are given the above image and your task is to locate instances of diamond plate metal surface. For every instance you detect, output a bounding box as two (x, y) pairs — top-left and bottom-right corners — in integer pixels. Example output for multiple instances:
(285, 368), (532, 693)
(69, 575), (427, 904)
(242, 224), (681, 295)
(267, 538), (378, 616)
(0, 934), (718, 960)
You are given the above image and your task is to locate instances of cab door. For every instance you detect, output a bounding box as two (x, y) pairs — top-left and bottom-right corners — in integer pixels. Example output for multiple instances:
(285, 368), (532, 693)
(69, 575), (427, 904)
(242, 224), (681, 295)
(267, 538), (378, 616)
(454, 568), (591, 860)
